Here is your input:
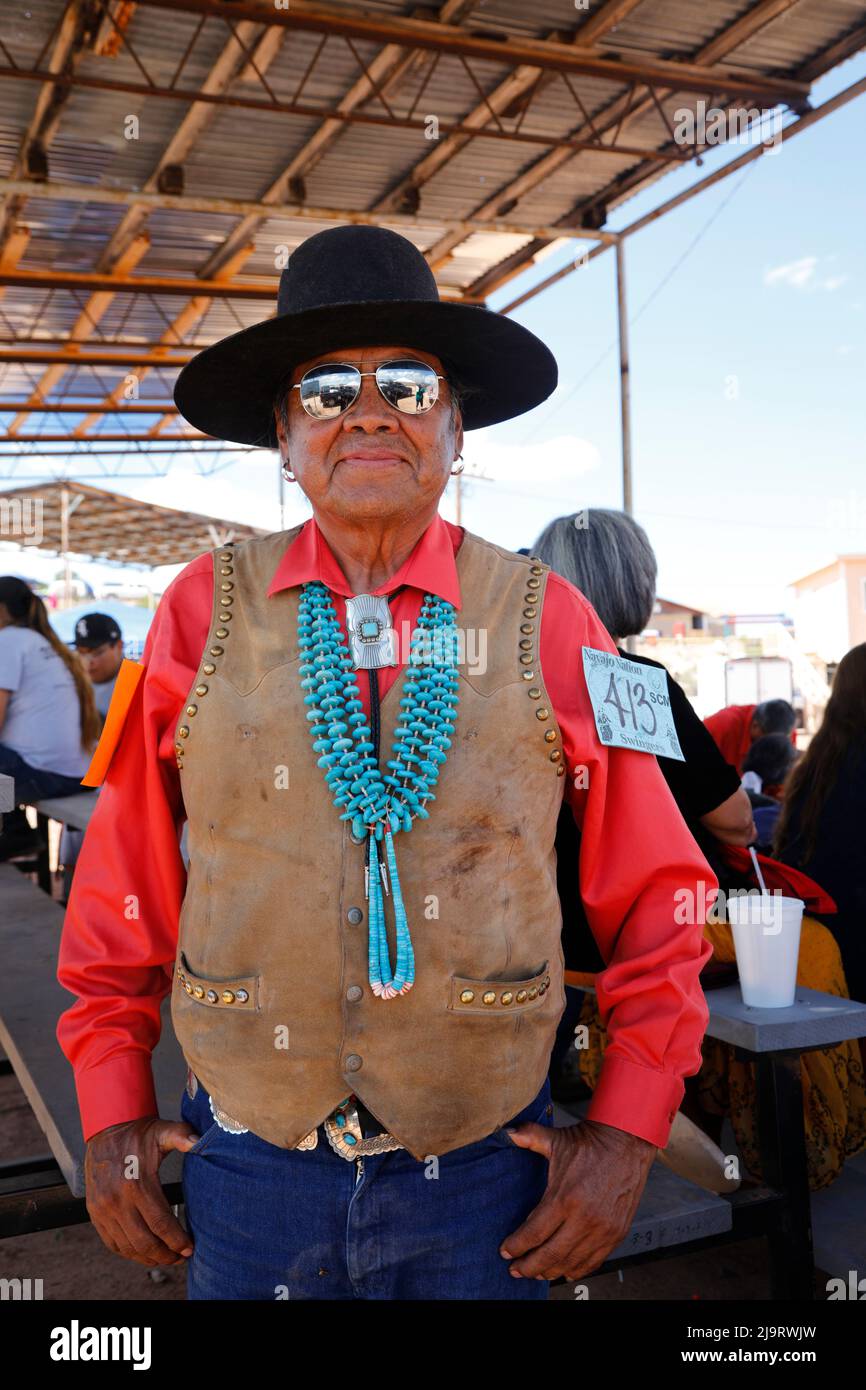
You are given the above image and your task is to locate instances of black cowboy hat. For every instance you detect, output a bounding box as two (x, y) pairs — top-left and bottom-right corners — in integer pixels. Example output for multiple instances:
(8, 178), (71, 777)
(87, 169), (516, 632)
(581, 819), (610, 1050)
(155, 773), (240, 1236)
(173, 224), (558, 446)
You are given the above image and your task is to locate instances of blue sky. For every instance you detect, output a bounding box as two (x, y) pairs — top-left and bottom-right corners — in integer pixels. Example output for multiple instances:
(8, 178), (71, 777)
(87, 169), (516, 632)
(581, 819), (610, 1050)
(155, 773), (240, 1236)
(4, 50), (865, 618)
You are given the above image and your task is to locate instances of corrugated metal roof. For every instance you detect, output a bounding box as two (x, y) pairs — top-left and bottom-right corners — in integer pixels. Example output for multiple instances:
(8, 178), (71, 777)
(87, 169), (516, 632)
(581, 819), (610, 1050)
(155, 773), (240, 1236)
(0, 0), (862, 452)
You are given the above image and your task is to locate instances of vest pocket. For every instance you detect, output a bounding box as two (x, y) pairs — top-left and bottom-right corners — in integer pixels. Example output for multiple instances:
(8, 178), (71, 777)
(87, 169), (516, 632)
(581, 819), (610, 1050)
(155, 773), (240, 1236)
(448, 961), (551, 1015)
(174, 951), (260, 1010)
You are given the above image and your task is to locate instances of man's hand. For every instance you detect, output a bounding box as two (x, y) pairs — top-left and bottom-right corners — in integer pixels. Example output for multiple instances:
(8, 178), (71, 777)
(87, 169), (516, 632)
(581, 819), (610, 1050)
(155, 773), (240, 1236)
(500, 1118), (657, 1281)
(85, 1117), (201, 1267)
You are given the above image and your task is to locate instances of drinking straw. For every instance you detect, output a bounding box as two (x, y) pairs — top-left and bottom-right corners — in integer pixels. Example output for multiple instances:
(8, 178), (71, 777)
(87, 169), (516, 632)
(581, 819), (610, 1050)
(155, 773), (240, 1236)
(749, 845), (769, 894)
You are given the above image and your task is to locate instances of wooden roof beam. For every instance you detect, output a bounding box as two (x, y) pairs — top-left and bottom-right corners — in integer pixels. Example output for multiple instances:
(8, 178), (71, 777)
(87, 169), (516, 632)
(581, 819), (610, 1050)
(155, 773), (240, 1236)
(0, 0), (101, 253)
(8, 19), (278, 443)
(199, 0), (480, 279)
(0, 182), (616, 251)
(94, 17), (275, 274)
(0, 228), (32, 298)
(543, 0), (808, 236)
(374, 0), (647, 227)
(82, 243), (256, 438)
(5, 236), (151, 437)
(457, 0), (808, 300)
(131, 0), (810, 101)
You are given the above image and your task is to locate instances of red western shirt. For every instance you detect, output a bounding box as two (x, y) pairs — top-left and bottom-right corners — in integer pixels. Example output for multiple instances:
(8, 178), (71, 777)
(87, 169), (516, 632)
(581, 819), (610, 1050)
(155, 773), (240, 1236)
(57, 514), (715, 1148)
(703, 703), (757, 774)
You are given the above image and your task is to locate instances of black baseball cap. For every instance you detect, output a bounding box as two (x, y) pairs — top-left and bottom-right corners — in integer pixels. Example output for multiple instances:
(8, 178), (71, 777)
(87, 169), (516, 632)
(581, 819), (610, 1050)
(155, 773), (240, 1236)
(73, 612), (122, 649)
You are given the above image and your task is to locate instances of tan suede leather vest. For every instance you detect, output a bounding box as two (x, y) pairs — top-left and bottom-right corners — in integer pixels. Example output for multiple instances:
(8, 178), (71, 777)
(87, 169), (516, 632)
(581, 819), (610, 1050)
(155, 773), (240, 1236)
(171, 525), (568, 1158)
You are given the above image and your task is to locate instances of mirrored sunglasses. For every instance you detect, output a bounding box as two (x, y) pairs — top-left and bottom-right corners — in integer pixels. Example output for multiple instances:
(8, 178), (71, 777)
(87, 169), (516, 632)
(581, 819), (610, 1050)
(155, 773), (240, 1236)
(292, 358), (445, 420)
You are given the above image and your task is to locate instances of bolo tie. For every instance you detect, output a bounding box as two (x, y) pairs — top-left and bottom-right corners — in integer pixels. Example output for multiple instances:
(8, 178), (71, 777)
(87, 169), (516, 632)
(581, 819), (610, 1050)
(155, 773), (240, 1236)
(344, 584), (406, 898)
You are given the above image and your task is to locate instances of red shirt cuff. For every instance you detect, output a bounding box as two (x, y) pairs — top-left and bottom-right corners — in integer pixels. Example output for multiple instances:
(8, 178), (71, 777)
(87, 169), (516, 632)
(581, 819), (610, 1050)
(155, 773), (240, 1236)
(74, 1055), (160, 1143)
(585, 1054), (685, 1149)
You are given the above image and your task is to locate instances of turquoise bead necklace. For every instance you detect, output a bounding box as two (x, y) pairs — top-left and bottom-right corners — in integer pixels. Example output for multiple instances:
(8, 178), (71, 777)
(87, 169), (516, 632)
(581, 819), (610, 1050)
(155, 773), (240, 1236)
(298, 581), (459, 998)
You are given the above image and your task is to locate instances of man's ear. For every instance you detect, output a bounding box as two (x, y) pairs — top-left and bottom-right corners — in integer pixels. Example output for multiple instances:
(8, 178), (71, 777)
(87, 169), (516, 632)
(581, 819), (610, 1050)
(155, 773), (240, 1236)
(454, 415), (464, 458)
(274, 407), (288, 457)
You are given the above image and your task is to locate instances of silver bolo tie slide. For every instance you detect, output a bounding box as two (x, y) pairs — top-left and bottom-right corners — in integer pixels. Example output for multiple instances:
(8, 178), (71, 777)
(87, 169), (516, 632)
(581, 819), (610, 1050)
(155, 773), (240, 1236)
(344, 593), (399, 670)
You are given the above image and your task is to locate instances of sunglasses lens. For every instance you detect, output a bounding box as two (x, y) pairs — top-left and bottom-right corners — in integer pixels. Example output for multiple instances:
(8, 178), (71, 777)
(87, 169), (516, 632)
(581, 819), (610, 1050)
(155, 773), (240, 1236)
(299, 365), (361, 418)
(377, 360), (440, 413)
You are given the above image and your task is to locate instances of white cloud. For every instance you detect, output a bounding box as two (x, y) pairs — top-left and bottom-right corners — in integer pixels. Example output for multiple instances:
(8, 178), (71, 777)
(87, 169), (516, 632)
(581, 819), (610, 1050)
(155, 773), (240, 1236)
(465, 431), (601, 491)
(764, 256), (817, 289)
(763, 256), (848, 292)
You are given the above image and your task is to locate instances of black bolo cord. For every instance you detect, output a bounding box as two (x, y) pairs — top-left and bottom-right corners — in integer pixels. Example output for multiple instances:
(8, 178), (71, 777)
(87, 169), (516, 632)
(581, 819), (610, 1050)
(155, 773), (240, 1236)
(369, 667), (382, 763)
(364, 668), (381, 885)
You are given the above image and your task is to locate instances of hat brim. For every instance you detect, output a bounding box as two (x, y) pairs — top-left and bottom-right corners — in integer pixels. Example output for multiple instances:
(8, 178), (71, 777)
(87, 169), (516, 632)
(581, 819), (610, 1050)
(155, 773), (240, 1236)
(173, 300), (558, 446)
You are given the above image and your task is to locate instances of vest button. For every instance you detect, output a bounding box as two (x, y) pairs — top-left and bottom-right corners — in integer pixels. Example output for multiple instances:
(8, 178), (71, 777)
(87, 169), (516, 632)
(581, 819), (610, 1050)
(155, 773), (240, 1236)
(346, 985), (363, 1002)
(345, 1054), (363, 1072)
(347, 906), (364, 925)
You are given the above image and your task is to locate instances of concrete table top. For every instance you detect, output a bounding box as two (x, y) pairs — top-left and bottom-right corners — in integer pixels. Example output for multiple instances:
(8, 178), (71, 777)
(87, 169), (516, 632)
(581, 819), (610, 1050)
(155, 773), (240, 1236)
(704, 983), (866, 1053)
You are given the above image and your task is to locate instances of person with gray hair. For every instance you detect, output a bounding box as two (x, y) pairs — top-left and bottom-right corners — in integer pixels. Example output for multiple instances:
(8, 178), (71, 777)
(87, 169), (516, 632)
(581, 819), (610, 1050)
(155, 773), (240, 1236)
(530, 509), (755, 851)
(531, 509), (657, 643)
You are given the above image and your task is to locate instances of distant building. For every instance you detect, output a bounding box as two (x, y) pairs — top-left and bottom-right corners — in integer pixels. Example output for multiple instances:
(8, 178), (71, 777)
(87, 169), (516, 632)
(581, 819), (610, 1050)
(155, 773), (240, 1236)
(642, 597), (708, 639)
(712, 613), (795, 643)
(789, 555), (866, 664)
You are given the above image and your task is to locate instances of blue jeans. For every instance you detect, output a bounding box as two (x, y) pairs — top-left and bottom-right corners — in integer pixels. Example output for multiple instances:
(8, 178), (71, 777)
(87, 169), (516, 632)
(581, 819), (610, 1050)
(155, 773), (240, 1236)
(180, 1076), (554, 1300)
(0, 743), (89, 805)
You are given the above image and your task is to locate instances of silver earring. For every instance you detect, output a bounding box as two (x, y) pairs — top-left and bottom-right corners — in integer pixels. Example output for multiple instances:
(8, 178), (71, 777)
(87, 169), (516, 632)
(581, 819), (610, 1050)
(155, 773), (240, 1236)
(282, 461), (295, 481)
(451, 454), (464, 476)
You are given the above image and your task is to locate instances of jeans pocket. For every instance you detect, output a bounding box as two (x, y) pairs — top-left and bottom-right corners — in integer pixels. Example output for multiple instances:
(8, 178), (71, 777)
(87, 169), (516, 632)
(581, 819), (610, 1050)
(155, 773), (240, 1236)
(184, 1121), (221, 1157)
(491, 1083), (553, 1148)
(181, 1082), (221, 1156)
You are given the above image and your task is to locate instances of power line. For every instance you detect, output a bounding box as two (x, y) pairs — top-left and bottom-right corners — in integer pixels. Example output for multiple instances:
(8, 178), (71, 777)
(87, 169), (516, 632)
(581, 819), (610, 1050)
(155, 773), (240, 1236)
(517, 160), (760, 443)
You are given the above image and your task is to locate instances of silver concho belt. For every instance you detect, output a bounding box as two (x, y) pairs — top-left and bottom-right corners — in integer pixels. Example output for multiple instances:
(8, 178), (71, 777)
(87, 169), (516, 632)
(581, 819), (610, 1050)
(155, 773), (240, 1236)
(186, 1069), (403, 1158)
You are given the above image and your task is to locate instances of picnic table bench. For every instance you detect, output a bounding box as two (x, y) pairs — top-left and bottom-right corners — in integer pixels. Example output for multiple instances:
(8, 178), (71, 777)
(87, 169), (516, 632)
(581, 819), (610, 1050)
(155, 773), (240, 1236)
(28, 792), (101, 895)
(0, 864), (186, 1234)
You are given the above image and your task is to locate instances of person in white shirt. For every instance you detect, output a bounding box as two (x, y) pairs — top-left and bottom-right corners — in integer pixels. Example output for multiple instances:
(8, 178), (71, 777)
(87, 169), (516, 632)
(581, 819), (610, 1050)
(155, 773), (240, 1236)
(0, 576), (100, 860)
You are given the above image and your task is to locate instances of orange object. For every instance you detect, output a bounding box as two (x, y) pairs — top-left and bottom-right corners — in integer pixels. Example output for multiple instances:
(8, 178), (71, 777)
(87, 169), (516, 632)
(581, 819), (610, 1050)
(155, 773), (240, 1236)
(80, 659), (144, 786)
(564, 970), (597, 991)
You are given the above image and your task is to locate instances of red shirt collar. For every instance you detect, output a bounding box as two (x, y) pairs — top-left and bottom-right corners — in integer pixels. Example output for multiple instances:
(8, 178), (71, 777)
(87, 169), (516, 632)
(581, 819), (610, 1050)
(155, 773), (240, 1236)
(267, 513), (463, 610)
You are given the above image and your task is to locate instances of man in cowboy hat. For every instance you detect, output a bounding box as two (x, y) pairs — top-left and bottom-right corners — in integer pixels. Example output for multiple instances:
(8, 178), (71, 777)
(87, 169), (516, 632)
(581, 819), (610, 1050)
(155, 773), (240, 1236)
(58, 224), (715, 1300)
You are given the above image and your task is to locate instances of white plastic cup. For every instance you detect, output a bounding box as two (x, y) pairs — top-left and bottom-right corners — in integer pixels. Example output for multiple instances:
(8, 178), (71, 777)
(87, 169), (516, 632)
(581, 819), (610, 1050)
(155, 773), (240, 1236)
(726, 891), (804, 1008)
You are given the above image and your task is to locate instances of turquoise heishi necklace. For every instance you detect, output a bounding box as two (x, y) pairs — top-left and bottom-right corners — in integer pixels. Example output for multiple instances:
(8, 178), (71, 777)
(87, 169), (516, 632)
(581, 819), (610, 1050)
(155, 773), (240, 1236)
(298, 582), (459, 998)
